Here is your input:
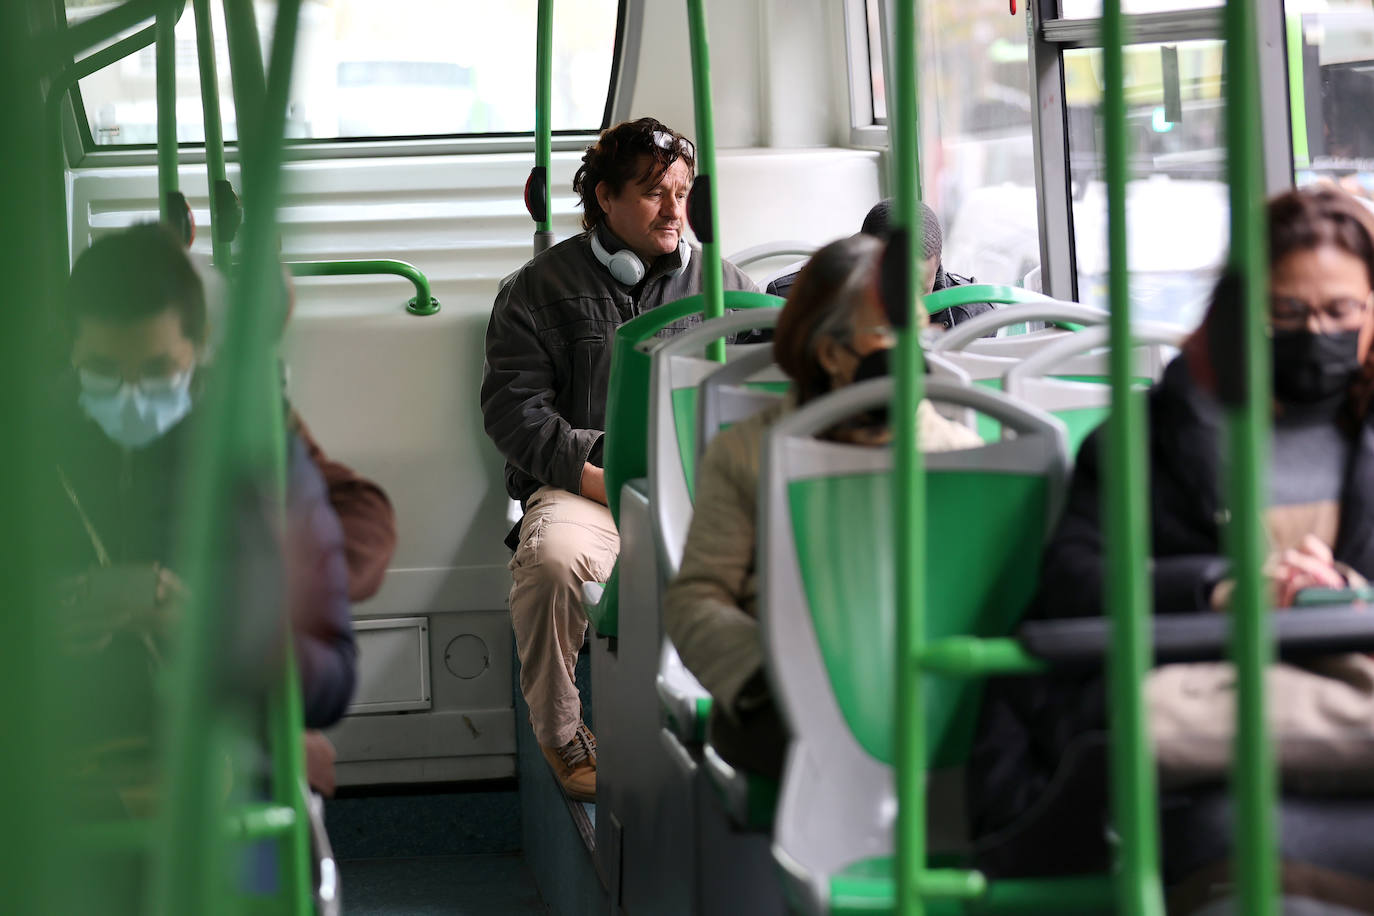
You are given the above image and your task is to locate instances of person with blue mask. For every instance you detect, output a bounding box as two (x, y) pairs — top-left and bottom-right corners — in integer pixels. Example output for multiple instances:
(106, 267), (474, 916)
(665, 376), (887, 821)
(52, 223), (356, 734)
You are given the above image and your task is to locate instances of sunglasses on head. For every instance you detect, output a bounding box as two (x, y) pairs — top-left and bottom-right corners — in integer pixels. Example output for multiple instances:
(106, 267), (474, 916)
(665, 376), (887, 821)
(651, 129), (695, 161)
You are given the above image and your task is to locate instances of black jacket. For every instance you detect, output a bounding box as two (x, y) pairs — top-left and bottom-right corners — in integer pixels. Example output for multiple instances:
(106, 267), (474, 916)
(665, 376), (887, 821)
(766, 262), (992, 328)
(969, 356), (1374, 866)
(50, 378), (356, 728)
(481, 225), (757, 504)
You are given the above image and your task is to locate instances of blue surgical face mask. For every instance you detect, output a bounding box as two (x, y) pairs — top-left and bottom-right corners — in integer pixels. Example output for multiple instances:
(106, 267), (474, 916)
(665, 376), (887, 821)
(78, 364), (195, 449)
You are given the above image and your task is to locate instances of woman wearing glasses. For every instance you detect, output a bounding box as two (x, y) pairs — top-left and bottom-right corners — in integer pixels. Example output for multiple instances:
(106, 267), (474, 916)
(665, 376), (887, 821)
(971, 187), (1374, 913)
(663, 233), (980, 781)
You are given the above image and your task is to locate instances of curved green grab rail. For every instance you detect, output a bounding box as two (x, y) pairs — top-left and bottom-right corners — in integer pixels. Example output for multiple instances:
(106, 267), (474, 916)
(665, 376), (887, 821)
(921, 283), (1050, 313)
(286, 259), (440, 316)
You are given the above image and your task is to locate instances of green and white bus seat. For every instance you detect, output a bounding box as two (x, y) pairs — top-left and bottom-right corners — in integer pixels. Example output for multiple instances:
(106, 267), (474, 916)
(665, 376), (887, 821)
(929, 301), (1111, 442)
(590, 305), (784, 914)
(756, 378), (1071, 915)
(1002, 323), (1186, 454)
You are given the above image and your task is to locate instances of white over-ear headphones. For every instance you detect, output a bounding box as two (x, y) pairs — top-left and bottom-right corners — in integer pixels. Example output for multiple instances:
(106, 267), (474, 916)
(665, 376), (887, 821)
(590, 230), (691, 286)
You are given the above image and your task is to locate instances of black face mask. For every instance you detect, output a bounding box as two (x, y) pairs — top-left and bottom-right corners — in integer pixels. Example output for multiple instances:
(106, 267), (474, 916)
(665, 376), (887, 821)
(851, 345), (891, 384)
(1271, 329), (1362, 405)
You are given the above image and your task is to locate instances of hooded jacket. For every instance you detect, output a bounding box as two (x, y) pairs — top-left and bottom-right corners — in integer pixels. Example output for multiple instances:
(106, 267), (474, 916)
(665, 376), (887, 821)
(481, 224), (757, 504)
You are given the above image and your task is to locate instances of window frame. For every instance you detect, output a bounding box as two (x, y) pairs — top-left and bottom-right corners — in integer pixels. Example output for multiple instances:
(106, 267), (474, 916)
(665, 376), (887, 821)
(844, 0), (889, 148)
(64, 0), (633, 166)
(1028, 0), (1293, 303)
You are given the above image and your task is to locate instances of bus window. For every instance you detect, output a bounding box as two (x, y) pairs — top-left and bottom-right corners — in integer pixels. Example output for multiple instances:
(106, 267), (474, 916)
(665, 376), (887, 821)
(1064, 40), (1229, 328)
(1057, 0), (1222, 17)
(920, 0), (1040, 289)
(1290, 2), (1374, 204)
(68, 0), (620, 147)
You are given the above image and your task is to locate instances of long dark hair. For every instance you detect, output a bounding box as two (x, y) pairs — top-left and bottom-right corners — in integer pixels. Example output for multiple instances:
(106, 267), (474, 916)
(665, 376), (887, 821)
(773, 234), (883, 406)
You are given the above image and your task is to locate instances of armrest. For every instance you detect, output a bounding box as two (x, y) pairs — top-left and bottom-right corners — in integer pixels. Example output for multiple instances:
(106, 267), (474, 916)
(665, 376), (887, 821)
(1018, 606), (1374, 667)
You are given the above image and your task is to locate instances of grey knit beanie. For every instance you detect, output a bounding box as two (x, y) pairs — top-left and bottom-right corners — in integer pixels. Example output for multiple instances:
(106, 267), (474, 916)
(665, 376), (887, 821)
(860, 198), (942, 261)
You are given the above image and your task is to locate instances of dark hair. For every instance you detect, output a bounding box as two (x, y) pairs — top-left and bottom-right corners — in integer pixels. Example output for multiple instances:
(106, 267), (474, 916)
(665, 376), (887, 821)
(67, 223), (207, 347)
(573, 117), (696, 231)
(1185, 187), (1374, 413)
(773, 234), (884, 406)
(860, 198), (943, 260)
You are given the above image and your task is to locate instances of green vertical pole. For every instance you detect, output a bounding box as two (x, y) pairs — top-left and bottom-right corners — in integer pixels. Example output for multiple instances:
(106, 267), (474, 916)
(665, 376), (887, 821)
(1286, 14), (1309, 171)
(1100, 2), (1164, 914)
(192, 0), (232, 268)
(533, 0), (554, 254)
(1224, 0), (1278, 911)
(0, 5), (63, 912)
(684, 0), (725, 362)
(892, 0), (927, 913)
(152, 0), (303, 912)
(155, 0), (179, 223)
(221, 0), (267, 148)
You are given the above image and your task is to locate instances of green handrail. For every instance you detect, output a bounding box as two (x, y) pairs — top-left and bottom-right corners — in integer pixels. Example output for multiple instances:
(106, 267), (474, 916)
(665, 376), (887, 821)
(1224, 0), (1278, 910)
(192, 0), (232, 268)
(153, 0), (306, 912)
(532, 0), (554, 254)
(57, 0), (163, 62)
(891, 0), (928, 912)
(287, 259), (441, 316)
(155, 0), (179, 225)
(685, 0), (726, 362)
(1101, 2), (1165, 914)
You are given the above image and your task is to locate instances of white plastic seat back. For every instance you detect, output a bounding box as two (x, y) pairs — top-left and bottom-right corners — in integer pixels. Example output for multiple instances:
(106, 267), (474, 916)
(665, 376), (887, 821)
(931, 301), (1111, 367)
(648, 308), (783, 577)
(760, 378), (1070, 914)
(1004, 322), (1186, 414)
(727, 240), (818, 272)
(697, 347), (791, 458)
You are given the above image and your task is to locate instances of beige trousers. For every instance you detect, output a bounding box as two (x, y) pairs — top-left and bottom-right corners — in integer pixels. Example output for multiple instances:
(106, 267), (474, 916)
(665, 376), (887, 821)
(509, 485), (619, 747)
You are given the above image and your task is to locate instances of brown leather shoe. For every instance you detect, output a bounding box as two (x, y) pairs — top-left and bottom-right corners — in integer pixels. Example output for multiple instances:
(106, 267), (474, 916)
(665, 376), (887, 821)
(541, 723), (597, 803)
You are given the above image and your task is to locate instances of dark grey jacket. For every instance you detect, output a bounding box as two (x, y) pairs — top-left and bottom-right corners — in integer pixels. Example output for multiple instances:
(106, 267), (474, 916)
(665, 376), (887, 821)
(481, 225), (758, 504)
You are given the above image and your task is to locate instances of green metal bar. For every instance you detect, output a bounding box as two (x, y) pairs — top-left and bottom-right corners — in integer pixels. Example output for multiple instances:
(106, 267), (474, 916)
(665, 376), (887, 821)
(1101, 2), (1165, 914)
(269, 652), (313, 914)
(1224, 0), (1278, 910)
(1286, 13), (1309, 170)
(192, 0), (232, 268)
(153, 0), (305, 912)
(533, 0), (554, 252)
(972, 875), (1116, 912)
(892, 0), (927, 913)
(918, 637), (1048, 678)
(287, 259), (441, 316)
(156, 0), (179, 223)
(0, 6), (65, 910)
(916, 869), (987, 900)
(685, 0), (726, 362)
(221, 0), (267, 149)
(57, 0), (161, 61)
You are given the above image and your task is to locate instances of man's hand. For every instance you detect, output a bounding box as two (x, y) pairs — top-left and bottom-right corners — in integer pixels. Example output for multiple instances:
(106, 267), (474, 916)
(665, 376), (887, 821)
(581, 463), (608, 506)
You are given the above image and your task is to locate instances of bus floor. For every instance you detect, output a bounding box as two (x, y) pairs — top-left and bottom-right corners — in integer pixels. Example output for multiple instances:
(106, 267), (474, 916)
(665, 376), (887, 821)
(323, 644), (604, 915)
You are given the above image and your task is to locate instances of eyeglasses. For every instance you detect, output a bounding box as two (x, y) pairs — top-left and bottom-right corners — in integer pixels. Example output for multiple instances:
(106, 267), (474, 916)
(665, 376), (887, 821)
(1270, 295), (1371, 333)
(651, 129), (695, 161)
(852, 324), (897, 343)
(78, 366), (191, 397)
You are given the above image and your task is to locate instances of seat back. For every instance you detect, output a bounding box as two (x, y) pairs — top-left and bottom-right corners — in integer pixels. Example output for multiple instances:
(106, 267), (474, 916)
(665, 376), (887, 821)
(605, 290), (783, 521)
(697, 347), (791, 457)
(648, 308), (783, 575)
(1004, 323), (1185, 452)
(761, 378), (1069, 885)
